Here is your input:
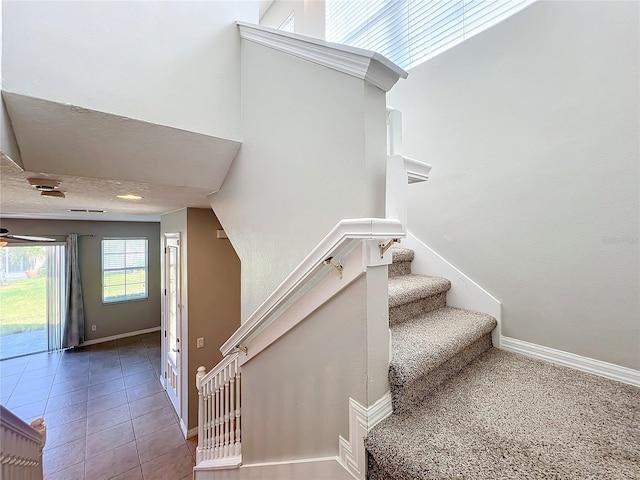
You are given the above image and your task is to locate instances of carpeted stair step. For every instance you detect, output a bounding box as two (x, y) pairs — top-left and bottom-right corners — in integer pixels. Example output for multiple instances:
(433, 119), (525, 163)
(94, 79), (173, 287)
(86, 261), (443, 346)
(389, 306), (496, 413)
(366, 349), (640, 480)
(389, 247), (414, 277)
(389, 274), (451, 326)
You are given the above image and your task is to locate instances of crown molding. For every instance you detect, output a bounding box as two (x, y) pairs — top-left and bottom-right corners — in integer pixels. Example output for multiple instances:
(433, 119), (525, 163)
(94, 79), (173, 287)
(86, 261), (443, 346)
(237, 22), (407, 92)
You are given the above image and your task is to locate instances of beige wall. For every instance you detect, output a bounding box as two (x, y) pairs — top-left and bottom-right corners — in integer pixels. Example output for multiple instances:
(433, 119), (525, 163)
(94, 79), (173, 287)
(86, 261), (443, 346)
(185, 208), (241, 431)
(388, 1), (640, 368)
(160, 208), (241, 431)
(241, 276), (368, 463)
(0, 218), (161, 340)
(210, 39), (387, 322)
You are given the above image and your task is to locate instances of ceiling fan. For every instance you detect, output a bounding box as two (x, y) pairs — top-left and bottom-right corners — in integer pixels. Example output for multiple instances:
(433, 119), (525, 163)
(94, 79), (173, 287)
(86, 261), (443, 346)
(0, 228), (57, 244)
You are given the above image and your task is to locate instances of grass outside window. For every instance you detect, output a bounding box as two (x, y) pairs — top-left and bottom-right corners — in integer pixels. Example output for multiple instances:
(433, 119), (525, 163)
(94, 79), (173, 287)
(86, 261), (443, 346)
(0, 277), (46, 336)
(102, 238), (148, 304)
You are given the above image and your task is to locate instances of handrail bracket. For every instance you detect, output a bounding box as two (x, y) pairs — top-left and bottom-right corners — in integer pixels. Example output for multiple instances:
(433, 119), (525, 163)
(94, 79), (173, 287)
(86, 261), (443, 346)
(323, 257), (343, 279)
(233, 344), (248, 355)
(379, 239), (400, 259)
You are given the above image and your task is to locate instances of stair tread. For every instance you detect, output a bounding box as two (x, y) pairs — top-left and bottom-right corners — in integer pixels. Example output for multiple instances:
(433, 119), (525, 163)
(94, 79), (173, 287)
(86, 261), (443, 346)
(391, 247), (414, 263)
(366, 349), (639, 480)
(388, 275), (451, 308)
(389, 306), (496, 387)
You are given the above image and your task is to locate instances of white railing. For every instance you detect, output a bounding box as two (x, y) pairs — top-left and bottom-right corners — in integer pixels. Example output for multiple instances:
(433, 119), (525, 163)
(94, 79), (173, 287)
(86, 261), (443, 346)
(385, 107), (432, 230)
(195, 353), (242, 469)
(195, 219), (403, 471)
(0, 405), (46, 480)
(220, 218), (405, 357)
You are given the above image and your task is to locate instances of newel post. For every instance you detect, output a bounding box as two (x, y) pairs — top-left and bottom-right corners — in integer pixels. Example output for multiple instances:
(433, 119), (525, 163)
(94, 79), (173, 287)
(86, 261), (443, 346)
(30, 417), (46, 478)
(196, 366), (206, 463)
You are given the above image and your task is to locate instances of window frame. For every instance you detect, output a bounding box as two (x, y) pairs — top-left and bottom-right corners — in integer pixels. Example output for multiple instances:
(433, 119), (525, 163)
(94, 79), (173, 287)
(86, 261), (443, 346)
(101, 237), (149, 304)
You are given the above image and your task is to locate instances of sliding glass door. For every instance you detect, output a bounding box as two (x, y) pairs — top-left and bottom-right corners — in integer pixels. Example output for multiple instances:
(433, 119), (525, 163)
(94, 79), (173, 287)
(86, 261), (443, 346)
(0, 244), (65, 360)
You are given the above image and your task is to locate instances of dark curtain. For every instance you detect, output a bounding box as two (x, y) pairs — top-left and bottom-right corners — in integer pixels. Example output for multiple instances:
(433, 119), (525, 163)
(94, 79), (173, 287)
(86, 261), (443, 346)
(63, 234), (85, 348)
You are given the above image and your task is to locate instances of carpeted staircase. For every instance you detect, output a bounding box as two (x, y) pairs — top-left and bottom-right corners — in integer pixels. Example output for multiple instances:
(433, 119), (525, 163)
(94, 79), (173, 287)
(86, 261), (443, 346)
(365, 247), (640, 479)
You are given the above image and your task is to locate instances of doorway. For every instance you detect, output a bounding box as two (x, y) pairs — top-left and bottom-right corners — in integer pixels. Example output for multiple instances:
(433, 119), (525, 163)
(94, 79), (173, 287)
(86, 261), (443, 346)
(0, 244), (65, 360)
(163, 234), (182, 415)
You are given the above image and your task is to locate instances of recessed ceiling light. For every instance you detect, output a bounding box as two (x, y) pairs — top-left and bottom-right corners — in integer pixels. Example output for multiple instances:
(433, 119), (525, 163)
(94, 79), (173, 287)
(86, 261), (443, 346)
(117, 194), (143, 200)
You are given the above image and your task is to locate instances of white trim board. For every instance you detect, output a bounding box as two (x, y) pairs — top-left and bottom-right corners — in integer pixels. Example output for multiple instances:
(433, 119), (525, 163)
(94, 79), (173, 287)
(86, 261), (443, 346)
(500, 336), (640, 387)
(237, 22), (407, 92)
(403, 232), (502, 347)
(79, 326), (160, 347)
(338, 394), (393, 480)
(194, 457), (353, 480)
(179, 418), (188, 438)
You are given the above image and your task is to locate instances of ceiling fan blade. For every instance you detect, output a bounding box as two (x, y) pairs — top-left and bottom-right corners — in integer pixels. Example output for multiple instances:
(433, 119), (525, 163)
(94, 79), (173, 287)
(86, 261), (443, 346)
(6, 235), (56, 242)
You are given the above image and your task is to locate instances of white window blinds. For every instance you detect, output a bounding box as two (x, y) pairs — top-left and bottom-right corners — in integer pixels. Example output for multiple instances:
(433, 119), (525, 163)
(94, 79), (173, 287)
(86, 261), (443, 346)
(326, 0), (535, 70)
(102, 238), (148, 303)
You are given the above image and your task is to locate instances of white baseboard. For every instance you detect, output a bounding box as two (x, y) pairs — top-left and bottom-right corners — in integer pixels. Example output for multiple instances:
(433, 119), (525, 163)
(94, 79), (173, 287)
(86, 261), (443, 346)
(500, 336), (640, 387)
(80, 326), (161, 347)
(194, 457), (353, 480)
(338, 393), (393, 480)
(187, 426), (198, 439)
(403, 233), (502, 347)
(179, 418), (188, 437)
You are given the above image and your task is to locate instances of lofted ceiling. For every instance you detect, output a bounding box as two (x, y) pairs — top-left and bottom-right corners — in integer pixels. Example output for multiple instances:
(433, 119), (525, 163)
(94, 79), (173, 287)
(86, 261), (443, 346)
(0, 92), (241, 222)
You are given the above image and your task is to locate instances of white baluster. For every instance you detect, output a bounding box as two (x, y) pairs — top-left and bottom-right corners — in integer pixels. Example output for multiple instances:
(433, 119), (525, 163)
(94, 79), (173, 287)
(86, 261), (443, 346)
(229, 373), (235, 450)
(196, 366), (206, 463)
(194, 354), (242, 465)
(210, 382), (216, 459)
(203, 382), (208, 459)
(235, 367), (241, 456)
(212, 381), (216, 459)
(223, 370), (229, 457)
(215, 379), (221, 458)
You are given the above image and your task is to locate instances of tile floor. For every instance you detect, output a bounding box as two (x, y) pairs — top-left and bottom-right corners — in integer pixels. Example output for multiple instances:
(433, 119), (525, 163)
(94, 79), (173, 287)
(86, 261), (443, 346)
(0, 332), (196, 480)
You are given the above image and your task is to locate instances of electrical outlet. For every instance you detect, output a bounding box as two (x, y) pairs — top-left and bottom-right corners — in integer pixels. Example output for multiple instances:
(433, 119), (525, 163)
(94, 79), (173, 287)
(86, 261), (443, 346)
(197, 337), (204, 348)
(91, 325), (97, 331)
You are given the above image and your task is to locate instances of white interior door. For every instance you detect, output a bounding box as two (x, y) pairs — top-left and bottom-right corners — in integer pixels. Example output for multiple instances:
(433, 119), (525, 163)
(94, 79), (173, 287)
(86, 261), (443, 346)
(164, 238), (181, 414)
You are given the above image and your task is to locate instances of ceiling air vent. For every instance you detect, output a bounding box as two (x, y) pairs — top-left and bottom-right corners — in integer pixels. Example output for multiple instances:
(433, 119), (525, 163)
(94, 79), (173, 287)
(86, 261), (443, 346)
(68, 209), (106, 213)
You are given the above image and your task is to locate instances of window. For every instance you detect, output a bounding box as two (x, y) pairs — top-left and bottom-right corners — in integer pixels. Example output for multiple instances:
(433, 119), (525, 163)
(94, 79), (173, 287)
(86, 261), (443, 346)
(102, 238), (148, 303)
(326, 0), (535, 70)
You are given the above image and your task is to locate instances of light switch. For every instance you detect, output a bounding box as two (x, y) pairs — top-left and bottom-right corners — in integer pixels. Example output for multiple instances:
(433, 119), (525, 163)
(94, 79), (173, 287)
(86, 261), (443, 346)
(197, 337), (204, 348)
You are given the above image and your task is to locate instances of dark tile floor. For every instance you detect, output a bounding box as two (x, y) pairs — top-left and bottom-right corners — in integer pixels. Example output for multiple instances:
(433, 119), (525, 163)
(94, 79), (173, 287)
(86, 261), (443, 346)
(0, 332), (196, 480)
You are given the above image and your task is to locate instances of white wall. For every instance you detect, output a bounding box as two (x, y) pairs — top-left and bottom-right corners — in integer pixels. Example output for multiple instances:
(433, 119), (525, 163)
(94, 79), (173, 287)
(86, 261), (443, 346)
(0, 3), (22, 166)
(209, 39), (387, 320)
(388, 1), (640, 369)
(260, 0), (325, 38)
(2, 1), (258, 141)
(241, 277), (368, 463)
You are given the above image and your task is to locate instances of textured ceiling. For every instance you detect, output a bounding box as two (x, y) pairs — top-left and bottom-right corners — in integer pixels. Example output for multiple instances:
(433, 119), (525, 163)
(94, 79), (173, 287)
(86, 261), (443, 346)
(0, 92), (242, 221)
(4, 92), (241, 190)
(0, 154), (213, 222)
